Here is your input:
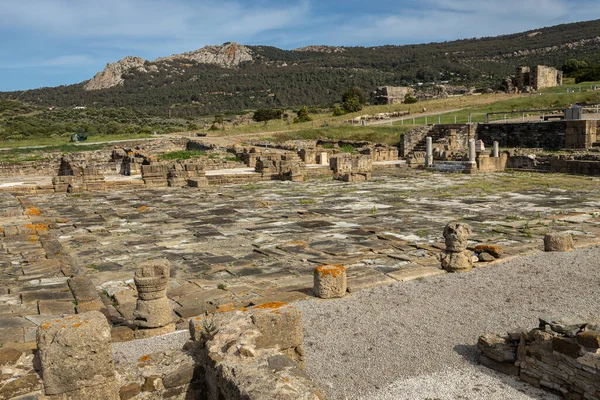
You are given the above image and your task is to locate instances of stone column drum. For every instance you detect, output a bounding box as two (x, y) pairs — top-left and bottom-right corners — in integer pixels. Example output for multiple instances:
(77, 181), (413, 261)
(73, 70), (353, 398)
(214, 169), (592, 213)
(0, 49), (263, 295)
(314, 265), (347, 298)
(441, 222), (474, 273)
(134, 259), (173, 328)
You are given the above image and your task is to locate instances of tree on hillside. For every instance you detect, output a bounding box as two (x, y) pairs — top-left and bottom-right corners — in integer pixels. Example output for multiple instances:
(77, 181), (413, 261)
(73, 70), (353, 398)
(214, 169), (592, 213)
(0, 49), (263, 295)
(252, 108), (283, 122)
(341, 87), (365, 113)
(293, 106), (312, 123)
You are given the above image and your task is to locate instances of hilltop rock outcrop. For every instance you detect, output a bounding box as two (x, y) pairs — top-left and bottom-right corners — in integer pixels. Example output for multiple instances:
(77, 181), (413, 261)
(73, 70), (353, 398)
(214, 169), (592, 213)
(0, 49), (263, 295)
(84, 42), (253, 91)
(84, 56), (149, 91)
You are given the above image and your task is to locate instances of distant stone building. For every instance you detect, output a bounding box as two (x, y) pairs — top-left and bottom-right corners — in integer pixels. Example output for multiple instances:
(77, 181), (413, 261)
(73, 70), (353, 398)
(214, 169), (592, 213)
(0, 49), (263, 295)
(516, 65), (563, 91)
(370, 86), (414, 105)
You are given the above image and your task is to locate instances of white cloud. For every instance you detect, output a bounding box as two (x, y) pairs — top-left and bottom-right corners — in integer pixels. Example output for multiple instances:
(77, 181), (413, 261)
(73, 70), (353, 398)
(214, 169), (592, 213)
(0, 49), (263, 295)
(0, 0), (310, 45)
(301, 0), (600, 46)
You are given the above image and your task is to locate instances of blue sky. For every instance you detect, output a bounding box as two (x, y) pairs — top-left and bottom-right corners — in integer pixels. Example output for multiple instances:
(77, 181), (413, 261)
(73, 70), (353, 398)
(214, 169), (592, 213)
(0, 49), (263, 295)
(1, 0), (599, 91)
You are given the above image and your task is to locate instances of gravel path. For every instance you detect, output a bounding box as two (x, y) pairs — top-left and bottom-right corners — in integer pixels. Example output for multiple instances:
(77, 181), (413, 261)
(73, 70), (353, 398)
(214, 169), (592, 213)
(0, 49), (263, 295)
(294, 246), (600, 400)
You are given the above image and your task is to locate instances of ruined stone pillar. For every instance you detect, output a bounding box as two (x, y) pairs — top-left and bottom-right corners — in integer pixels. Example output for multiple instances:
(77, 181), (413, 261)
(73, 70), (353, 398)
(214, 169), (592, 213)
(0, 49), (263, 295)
(36, 311), (119, 399)
(314, 265), (347, 298)
(493, 141), (499, 158)
(133, 259), (174, 332)
(544, 232), (574, 252)
(468, 139), (476, 163)
(425, 136), (433, 167)
(441, 222), (473, 273)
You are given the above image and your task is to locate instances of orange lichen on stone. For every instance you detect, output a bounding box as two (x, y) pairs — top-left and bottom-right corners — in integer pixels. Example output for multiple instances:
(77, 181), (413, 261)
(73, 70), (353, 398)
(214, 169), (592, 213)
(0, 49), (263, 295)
(25, 224), (36, 234)
(41, 324), (50, 330)
(138, 205), (148, 211)
(56, 217), (68, 223)
(25, 207), (41, 216)
(473, 244), (503, 257)
(28, 235), (38, 243)
(35, 223), (48, 232)
(139, 355), (150, 362)
(253, 301), (287, 310)
(315, 264), (346, 278)
(73, 323), (82, 328)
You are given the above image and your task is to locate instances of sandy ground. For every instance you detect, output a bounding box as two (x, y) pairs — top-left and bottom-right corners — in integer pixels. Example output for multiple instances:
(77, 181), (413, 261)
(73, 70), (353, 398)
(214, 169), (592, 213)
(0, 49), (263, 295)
(295, 246), (600, 400)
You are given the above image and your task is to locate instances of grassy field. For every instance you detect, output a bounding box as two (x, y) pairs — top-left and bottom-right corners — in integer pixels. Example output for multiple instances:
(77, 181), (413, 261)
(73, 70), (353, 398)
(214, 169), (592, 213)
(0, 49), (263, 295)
(0, 133), (154, 150)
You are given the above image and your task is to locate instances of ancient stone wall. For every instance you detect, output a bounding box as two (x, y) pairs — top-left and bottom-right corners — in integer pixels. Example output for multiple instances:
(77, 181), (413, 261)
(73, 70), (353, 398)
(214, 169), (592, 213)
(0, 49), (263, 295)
(478, 317), (600, 399)
(399, 126), (436, 157)
(370, 86), (414, 105)
(476, 122), (567, 150)
(531, 65), (563, 90)
(565, 120), (599, 149)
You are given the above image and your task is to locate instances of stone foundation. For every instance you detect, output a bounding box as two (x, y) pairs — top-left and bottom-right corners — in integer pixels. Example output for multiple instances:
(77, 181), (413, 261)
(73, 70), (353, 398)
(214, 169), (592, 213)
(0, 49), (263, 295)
(478, 317), (600, 400)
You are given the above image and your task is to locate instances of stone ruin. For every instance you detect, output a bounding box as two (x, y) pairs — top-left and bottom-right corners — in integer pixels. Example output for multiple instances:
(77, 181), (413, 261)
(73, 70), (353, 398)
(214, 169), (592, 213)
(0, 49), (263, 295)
(440, 222), (473, 273)
(370, 86), (415, 105)
(133, 259), (176, 338)
(478, 317), (600, 399)
(52, 155), (106, 193)
(254, 153), (305, 181)
(502, 65), (563, 93)
(330, 154), (372, 182)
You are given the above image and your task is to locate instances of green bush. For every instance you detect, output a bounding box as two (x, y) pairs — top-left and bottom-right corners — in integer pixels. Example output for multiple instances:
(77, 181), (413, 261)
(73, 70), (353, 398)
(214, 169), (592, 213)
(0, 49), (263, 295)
(293, 106), (312, 123)
(332, 107), (346, 116)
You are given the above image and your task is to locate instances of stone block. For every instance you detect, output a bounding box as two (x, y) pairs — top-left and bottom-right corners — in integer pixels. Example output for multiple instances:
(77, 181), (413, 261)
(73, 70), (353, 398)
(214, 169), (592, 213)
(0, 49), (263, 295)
(251, 302), (303, 355)
(110, 326), (134, 342)
(544, 232), (574, 252)
(162, 363), (195, 388)
(479, 355), (519, 376)
(67, 276), (100, 302)
(37, 300), (75, 315)
(36, 311), (118, 398)
(142, 376), (163, 392)
(133, 323), (176, 339)
(0, 347), (23, 366)
(313, 265), (346, 299)
(577, 330), (600, 348)
(119, 383), (141, 400)
(0, 374), (42, 400)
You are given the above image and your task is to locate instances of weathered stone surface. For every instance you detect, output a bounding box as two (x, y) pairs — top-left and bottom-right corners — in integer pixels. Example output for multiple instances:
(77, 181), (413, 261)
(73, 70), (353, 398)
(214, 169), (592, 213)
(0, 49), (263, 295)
(133, 259), (172, 328)
(142, 375), (163, 392)
(252, 303), (303, 356)
(0, 346), (22, 366)
(110, 326), (135, 342)
(118, 383), (141, 400)
(443, 222), (472, 252)
(0, 374), (42, 399)
(577, 329), (600, 348)
(162, 363), (196, 388)
(441, 250), (473, 272)
(67, 276), (100, 302)
(133, 322), (176, 339)
(36, 311), (118, 398)
(313, 265), (346, 299)
(543, 232), (574, 252)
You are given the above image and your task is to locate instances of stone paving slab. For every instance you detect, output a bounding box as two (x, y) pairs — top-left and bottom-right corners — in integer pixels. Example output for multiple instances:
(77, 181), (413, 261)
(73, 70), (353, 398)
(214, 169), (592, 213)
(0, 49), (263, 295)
(3, 170), (600, 345)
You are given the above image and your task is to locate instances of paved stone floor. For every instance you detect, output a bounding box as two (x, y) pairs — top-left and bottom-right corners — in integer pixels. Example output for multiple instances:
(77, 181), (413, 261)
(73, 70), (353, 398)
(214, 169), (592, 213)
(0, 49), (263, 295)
(3, 169), (600, 345)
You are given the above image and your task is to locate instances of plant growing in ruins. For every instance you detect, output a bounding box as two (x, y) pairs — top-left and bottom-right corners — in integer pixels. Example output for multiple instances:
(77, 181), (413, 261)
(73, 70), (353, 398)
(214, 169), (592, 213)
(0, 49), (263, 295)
(201, 317), (218, 342)
(293, 106), (312, 123)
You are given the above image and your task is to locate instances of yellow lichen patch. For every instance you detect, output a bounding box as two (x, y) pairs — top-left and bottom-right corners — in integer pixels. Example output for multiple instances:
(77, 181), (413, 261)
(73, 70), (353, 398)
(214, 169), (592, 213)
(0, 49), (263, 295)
(315, 264), (346, 278)
(73, 323), (82, 328)
(253, 301), (287, 310)
(28, 235), (38, 243)
(139, 355), (150, 362)
(138, 205), (148, 211)
(25, 207), (41, 216)
(41, 324), (50, 330)
(216, 303), (236, 313)
(35, 223), (48, 233)
(25, 224), (36, 234)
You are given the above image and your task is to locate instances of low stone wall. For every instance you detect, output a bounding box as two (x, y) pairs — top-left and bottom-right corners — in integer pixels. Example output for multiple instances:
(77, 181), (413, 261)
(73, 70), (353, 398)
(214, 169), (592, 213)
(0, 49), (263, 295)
(1, 304), (324, 400)
(478, 317), (600, 399)
(476, 122), (567, 150)
(550, 156), (600, 176)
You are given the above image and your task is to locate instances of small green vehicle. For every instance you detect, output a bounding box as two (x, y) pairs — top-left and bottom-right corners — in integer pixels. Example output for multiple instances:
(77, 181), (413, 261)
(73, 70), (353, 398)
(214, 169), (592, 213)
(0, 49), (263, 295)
(70, 133), (88, 142)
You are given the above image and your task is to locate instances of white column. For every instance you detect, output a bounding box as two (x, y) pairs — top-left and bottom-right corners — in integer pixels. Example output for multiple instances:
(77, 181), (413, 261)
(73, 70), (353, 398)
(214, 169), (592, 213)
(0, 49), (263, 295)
(493, 141), (499, 158)
(468, 139), (476, 163)
(425, 137), (433, 167)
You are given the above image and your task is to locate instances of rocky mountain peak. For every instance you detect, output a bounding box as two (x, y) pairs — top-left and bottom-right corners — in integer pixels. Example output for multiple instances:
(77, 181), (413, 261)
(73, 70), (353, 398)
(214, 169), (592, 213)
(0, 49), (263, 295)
(83, 56), (147, 91)
(84, 42), (254, 91)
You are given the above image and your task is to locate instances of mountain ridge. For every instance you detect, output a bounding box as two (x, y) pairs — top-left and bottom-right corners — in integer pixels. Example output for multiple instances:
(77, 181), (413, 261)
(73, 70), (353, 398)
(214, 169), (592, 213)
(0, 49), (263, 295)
(4, 19), (600, 115)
